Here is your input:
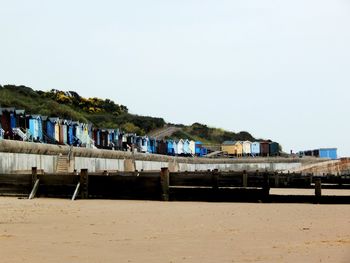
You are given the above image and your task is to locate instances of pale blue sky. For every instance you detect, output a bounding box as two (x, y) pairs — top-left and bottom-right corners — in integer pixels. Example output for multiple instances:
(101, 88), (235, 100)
(1, 1), (349, 156)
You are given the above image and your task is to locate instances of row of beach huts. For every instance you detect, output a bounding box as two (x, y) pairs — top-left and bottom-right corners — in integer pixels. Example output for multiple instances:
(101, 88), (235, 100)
(221, 140), (280, 157)
(0, 107), (283, 157)
(0, 108), (208, 156)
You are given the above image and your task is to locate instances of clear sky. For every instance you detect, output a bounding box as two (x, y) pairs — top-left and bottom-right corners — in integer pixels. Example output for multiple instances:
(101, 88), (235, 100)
(1, 1), (349, 156)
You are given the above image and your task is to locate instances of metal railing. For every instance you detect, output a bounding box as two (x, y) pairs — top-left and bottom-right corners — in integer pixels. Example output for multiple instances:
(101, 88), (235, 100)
(12, 127), (29, 141)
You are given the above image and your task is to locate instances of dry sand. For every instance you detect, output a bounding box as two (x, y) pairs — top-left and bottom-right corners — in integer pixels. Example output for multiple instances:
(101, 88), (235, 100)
(0, 197), (349, 263)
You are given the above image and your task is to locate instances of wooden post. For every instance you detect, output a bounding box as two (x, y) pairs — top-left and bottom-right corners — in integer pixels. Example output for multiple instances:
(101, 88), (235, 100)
(242, 170), (248, 188)
(308, 173), (312, 187)
(315, 178), (322, 202)
(212, 169), (219, 190)
(80, 169), (89, 199)
(160, 168), (169, 201)
(263, 171), (270, 197)
(338, 174), (343, 187)
(274, 172), (279, 188)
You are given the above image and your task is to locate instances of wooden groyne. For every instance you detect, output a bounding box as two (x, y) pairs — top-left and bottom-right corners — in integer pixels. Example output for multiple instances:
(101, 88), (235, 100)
(0, 168), (349, 203)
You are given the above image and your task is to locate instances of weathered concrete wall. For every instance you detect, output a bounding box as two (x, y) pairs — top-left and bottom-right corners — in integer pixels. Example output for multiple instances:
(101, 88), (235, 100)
(0, 151), (303, 173)
(0, 139), (324, 173)
(74, 157), (124, 172)
(0, 152), (57, 173)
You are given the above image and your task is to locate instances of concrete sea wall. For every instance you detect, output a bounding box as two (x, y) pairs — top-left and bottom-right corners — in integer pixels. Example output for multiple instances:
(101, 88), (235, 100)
(0, 140), (319, 173)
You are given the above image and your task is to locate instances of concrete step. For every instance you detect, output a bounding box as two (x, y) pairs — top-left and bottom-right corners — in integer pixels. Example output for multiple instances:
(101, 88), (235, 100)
(56, 155), (69, 172)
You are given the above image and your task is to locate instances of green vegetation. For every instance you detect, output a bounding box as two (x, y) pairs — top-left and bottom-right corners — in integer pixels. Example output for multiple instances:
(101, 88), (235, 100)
(169, 123), (256, 144)
(0, 84), (257, 142)
(0, 85), (165, 134)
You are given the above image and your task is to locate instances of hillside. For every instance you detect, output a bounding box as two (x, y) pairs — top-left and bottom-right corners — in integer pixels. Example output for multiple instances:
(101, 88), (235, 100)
(0, 84), (259, 143)
(0, 85), (165, 135)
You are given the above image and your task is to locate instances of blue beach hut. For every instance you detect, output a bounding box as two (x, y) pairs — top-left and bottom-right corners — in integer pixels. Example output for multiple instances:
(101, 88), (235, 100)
(29, 115), (43, 141)
(148, 137), (156, 153)
(319, 148), (337, 160)
(195, 141), (203, 156)
(67, 122), (74, 145)
(47, 118), (59, 142)
(166, 140), (175, 155)
(251, 142), (260, 157)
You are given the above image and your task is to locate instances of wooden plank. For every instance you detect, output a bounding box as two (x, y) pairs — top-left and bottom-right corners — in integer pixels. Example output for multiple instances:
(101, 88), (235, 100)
(0, 174), (32, 184)
(88, 174), (160, 200)
(218, 173), (242, 187)
(39, 174), (78, 185)
(80, 169), (89, 199)
(169, 174), (213, 187)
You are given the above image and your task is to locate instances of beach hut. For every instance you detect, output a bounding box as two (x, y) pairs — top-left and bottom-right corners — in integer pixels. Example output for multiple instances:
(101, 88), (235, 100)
(173, 141), (178, 155)
(16, 110), (27, 131)
(15, 110), (25, 128)
(59, 120), (68, 144)
(95, 129), (101, 147)
(148, 137), (156, 153)
(10, 111), (16, 130)
(135, 136), (142, 152)
(221, 141), (236, 155)
(29, 115), (43, 142)
(114, 129), (121, 149)
(140, 137), (148, 153)
(234, 141), (243, 157)
(176, 139), (184, 155)
(0, 108), (14, 135)
(183, 139), (191, 155)
(222, 141), (243, 157)
(69, 121), (80, 145)
(201, 147), (208, 157)
(242, 141), (252, 157)
(260, 141), (270, 157)
(73, 122), (81, 143)
(67, 121), (74, 145)
(319, 148), (337, 160)
(195, 141), (203, 156)
(92, 128), (98, 146)
(46, 118), (60, 142)
(269, 142), (280, 156)
(251, 142), (260, 157)
(122, 134), (128, 151)
(157, 140), (167, 155)
(189, 140), (196, 155)
(166, 140), (175, 155)
(107, 129), (115, 148)
(99, 130), (107, 148)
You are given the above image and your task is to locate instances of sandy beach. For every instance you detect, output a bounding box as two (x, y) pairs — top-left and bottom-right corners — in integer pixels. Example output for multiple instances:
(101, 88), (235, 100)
(0, 197), (349, 263)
